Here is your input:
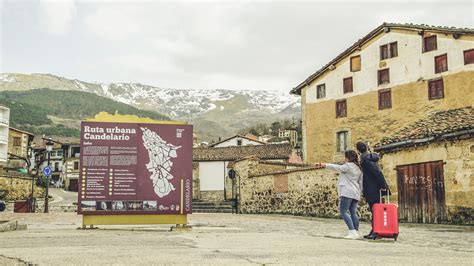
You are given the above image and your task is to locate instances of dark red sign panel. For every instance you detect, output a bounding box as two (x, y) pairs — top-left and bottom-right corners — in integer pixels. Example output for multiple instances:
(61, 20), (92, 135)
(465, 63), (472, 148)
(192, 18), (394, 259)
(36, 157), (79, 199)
(78, 121), (193, 215)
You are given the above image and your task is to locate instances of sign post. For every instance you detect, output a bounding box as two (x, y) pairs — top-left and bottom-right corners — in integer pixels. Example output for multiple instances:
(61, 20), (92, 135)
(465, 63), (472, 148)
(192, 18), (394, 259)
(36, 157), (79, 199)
(78, 112), (192, 229)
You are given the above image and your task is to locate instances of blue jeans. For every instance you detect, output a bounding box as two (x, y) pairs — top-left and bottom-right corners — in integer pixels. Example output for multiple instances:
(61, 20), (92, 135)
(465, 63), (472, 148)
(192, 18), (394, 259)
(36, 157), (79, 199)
(339, 196), (359, 231)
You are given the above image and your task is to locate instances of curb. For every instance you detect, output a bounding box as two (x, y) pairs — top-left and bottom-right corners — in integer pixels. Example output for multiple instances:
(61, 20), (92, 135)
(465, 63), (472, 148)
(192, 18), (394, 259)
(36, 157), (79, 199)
(0, 220), (27, 232)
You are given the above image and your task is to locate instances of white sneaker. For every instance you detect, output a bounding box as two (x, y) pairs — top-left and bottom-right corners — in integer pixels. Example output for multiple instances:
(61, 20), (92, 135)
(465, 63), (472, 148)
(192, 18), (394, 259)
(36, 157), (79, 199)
(344, 230), (359, 239)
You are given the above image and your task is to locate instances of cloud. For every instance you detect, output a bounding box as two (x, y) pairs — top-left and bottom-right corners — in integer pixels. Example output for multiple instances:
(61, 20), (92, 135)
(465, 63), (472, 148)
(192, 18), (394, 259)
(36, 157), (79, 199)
(38, 0), (77, 35)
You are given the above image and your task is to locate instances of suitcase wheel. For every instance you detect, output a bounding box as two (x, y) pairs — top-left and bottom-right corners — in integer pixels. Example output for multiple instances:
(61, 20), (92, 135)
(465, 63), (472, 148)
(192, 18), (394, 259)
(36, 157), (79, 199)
(393, 234), (398, 241)
(372, 233), (378, 240)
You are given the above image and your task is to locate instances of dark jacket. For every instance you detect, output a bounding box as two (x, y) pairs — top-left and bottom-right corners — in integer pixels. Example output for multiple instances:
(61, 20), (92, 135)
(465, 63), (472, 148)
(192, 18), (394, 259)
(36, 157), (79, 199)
(360, 152), (388, 204)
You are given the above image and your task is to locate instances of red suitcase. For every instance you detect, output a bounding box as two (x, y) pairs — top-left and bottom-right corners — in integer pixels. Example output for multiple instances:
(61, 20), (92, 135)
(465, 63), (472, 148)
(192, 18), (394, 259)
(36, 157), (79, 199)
(372, 189), (399, 241)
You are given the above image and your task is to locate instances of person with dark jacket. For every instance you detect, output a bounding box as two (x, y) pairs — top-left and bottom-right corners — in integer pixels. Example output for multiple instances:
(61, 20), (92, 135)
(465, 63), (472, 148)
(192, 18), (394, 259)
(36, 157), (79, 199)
(356, 142), (389, 239)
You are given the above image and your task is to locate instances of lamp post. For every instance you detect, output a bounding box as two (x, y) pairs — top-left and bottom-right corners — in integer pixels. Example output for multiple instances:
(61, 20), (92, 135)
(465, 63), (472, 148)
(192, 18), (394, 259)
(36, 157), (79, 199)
(44, 138), (54, 213)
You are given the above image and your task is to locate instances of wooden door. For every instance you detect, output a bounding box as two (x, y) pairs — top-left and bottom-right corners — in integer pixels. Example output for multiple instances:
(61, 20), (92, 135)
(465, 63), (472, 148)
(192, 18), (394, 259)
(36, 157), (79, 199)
(396, 161), (446, 223)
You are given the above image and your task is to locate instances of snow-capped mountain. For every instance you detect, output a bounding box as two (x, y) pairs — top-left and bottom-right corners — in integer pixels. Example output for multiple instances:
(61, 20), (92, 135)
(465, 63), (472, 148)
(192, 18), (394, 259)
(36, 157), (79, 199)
(0, 73), (301, 140)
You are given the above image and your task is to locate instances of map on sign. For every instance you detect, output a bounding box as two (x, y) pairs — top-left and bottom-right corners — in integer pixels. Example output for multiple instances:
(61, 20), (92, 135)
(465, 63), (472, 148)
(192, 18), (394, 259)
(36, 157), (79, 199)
(141, 127), (182, 198)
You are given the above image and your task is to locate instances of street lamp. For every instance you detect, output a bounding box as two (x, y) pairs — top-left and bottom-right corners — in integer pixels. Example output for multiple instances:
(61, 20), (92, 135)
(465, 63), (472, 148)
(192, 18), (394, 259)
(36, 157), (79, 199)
(44, 138), (54, 213)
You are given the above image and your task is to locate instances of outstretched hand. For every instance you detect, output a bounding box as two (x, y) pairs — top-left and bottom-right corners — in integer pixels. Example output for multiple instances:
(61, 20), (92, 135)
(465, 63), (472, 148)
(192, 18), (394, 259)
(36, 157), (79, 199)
(315, 163), (326, 168)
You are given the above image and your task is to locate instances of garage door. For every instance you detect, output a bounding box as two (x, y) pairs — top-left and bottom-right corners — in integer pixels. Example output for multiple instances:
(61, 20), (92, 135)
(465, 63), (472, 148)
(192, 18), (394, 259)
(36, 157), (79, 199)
(396, 160), (446, 223)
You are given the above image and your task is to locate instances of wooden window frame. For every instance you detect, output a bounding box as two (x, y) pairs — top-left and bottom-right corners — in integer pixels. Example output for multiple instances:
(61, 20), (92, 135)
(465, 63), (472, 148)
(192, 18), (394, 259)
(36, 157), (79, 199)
(428, 78), (444, 100)
(378, 88), (392, 110)
(336, 99), (347, 118)
(74, 161), (79, 170)
(380, 42), (398, 60)
(13, 137), (21, 147)
(343, 77), (353, 94)
(378, 68), (390, 85)
(336, 131), (348, 152)
(434, 54), (448, 74)
(316, 84), (326, 99)
(350, 55), (361, 72)
(463, 49), (474, 65)
(423, 35), (437, 53)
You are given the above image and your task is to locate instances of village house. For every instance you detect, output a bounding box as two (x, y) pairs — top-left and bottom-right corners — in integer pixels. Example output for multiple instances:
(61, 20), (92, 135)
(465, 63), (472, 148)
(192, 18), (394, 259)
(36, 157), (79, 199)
(374, 107), (473, 224)
(290, 23), (474, 223)
(61, 141), (81, 191)
(278, 127), (298, 147)
(30, 136), (64, 184)
(192, 143), (295, 202)
(291, 23), (473, 163)
(7, 127), (34, 169)
(210, 134), (266, 147)
(0, 105), (9, 167)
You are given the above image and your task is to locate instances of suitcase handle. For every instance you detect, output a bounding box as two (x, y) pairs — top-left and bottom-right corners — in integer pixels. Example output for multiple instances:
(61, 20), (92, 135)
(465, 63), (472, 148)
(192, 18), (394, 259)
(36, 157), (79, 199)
(379, 189), (390, 204)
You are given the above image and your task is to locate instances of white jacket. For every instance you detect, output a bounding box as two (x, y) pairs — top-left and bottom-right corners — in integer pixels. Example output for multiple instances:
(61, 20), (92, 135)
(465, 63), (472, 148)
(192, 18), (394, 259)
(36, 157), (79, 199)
(326, 162), (363, 201)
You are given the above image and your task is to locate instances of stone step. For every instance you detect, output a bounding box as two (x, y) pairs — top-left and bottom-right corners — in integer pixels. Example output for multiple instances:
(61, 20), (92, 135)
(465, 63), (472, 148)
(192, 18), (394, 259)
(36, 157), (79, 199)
(192, 208), (233, 213)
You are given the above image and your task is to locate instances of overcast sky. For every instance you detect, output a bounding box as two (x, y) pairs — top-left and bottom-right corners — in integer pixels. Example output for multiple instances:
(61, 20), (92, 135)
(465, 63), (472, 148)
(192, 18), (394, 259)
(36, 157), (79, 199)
(1, 0), (472, 91)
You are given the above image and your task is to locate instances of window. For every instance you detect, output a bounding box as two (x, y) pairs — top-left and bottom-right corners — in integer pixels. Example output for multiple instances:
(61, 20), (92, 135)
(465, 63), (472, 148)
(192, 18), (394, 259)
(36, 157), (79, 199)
(428, 78), (444, 100)
(343, 77), (353, 93)
(350, 55), (361, 72)
(56, 150), (63, 157)
(13, 137), (21, 147)
(380, 42), (398, 60)
(423, 35), (437, 52)
(378, 68), (390, 85)
(316, 84), (326, 99)
(378, 89), (392, 110)
(336, 131), (348, 152)
(434, 54), (448, 73)
(237, 139), (242, 146)
(74, 161), (79, 170)
(464, 49), (474, 65)
(336, 100), (347, 118)
(54, 162), (59, 172)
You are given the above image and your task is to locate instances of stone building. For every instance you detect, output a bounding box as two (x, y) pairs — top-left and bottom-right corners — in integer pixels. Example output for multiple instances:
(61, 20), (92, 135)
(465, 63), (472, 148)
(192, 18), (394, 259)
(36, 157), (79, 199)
(192, 143), (295, 202)
(231, 157), (371, 220)
(7, 127), (34, 169)
(290, 23), (474, 163)
(374, 107), (473, 224)
(62, 141), (81, 191)
(0, 105), (9, 166)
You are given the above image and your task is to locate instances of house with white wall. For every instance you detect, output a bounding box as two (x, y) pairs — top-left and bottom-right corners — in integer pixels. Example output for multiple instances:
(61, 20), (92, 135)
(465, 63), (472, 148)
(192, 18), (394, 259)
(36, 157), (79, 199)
(193, 143), (295, 202)
(0, 105), (9, 166)
(210, 135), (265, 148)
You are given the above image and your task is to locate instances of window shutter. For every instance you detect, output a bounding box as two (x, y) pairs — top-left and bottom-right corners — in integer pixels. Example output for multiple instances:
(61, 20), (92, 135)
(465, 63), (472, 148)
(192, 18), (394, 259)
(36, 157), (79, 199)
(343, 77), (353, 93)
(464, 49), (474, 65)
(350, 56), (361, 72)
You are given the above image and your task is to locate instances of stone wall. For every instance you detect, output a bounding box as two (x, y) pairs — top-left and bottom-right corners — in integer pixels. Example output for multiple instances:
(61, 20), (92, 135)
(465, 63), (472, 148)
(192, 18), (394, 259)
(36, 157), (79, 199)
(234, 159), (371, 220)
(380, 138), (474, 224)
(0, 176), (45, 200)
(303, 70), (474, 163)
(200, 190), (225, 202)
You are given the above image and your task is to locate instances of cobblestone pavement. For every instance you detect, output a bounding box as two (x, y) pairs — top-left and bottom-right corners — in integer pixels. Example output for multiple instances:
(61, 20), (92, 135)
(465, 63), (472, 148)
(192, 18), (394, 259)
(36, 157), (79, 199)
(0, 212), (472, 265)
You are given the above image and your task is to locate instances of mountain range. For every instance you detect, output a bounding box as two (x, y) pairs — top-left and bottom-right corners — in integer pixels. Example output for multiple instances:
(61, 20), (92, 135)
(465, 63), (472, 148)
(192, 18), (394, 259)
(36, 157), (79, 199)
(0, 73), (300, 141)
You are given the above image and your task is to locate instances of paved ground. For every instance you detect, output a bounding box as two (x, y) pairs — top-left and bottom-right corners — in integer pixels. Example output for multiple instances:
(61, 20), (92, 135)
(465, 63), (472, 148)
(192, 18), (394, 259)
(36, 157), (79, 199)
(0, 211), (473, 265)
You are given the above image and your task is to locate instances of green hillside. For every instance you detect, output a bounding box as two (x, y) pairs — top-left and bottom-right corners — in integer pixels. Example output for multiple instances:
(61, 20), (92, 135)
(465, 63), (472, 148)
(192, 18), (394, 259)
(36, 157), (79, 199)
(0, 88), (169, 137)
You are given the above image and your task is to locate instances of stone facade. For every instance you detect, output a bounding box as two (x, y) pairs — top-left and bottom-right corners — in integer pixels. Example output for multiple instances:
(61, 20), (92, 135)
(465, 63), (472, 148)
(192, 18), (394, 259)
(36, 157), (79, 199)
(7, 128), (33, 169)
(0, 176), (45, 200)
(234, 159), (371, 220)
(379, 138), (474, 224)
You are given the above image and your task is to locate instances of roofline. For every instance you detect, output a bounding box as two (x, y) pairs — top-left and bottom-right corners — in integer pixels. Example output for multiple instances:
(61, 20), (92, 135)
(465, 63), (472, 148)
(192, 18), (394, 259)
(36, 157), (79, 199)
(193, 156), (290, 162)
(374, 129), (474, 153)
(290, 22), (474, 95)
(209, 134), (266, 147)
(9, 126), (34, 136)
